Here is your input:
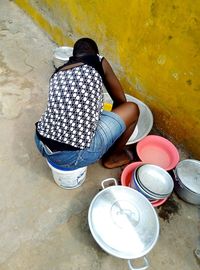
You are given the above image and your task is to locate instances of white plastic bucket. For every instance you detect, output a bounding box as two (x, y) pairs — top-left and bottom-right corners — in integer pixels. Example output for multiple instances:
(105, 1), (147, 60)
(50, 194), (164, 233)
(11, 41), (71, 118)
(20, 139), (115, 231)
(53, 46), (73, 68)
(47, 160), (87, 189)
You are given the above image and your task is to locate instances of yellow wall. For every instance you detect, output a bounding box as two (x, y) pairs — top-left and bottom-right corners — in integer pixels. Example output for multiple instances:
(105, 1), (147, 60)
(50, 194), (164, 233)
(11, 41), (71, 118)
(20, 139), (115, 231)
(15, 0), (200, 158)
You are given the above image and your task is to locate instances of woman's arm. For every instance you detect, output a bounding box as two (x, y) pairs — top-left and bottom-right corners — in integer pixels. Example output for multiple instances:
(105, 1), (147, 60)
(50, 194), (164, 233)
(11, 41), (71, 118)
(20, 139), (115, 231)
(102, 58), (127, 108)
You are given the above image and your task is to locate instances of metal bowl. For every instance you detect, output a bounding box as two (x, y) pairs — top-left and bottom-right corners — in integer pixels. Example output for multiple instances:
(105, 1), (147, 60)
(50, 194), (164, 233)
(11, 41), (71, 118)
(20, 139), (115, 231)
(103, 93), (153, 144)
(133, 167), (164, 200)
(130, 165), (143, 189)
(131, 165), (167, 200)
(131, 174), (169, 206)
(135, 167), (169, 199)
(136, 164), (174, 197)
(88, 185), (159, 260)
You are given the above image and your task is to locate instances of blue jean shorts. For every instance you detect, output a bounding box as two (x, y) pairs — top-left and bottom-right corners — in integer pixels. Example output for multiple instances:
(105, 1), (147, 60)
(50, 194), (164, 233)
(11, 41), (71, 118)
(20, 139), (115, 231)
(34, 110), (126, 169)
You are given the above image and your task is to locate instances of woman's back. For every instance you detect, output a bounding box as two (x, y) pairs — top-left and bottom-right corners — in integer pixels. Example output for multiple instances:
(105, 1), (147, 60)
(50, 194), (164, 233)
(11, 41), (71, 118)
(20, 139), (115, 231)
(37, 62), (104, 149)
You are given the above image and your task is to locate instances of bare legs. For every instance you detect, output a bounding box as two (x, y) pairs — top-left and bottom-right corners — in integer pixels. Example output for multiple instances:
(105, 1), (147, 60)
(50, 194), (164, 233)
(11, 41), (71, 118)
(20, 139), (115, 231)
(102, 102), (139, 168)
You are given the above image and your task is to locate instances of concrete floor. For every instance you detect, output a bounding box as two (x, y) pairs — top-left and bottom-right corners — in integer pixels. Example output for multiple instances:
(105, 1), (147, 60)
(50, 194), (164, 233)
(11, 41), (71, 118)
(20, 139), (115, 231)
(0, 1), (199, 269)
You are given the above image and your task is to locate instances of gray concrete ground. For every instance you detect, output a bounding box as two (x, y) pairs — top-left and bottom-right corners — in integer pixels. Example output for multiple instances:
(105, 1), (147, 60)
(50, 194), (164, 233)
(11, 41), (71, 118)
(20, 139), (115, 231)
(0, 1), (199, 269)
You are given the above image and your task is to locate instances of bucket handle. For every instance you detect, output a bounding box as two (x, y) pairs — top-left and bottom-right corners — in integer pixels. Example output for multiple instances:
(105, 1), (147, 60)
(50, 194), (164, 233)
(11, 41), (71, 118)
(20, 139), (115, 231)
(101, 178), (118, 189)
(128, 256), (149, 270)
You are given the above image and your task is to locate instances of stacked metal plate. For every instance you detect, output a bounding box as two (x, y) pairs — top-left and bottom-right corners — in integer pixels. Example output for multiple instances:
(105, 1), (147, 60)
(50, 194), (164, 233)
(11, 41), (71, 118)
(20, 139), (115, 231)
(131, 164), (174, 200)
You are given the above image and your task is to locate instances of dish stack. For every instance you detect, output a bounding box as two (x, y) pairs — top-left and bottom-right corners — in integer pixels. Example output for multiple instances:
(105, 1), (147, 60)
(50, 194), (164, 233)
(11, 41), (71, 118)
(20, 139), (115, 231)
(131, 164), (174, 203)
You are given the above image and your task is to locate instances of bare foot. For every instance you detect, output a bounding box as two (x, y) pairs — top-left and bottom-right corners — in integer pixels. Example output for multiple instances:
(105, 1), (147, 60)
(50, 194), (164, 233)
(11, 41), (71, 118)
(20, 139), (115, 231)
(102, 149), (134, 169)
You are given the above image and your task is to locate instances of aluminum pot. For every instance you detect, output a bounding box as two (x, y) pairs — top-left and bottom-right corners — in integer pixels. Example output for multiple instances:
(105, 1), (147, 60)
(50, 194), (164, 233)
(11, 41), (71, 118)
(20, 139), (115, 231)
(88, 178), (160, 270)
(173, 159), (200, 205)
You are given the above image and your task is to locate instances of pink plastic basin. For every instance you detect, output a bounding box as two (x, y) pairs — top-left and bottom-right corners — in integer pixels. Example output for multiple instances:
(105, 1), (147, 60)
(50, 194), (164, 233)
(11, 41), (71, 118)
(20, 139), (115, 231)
(121, 161), (144, 187)
(136, 135), (180, 171)
(121, 161), (168, 207)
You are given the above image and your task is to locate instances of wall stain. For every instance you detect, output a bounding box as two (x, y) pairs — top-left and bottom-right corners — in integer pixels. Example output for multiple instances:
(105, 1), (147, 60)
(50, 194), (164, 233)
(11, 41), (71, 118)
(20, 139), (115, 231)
(150, 2), (157, 17)
(172, 4), (179, 10)
(157, 55), (166, 65)
(194, 86), (200, 91)
(186, 79), (192, 86)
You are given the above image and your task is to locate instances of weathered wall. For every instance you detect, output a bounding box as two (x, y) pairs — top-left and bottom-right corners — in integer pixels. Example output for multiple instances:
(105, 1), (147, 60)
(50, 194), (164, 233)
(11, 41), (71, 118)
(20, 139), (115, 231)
(14, 0), (200, 158)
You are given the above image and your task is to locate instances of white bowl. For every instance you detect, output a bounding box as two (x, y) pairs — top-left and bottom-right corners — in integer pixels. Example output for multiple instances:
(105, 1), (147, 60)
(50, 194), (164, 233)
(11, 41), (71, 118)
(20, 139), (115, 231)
(103, 93), (153, 144)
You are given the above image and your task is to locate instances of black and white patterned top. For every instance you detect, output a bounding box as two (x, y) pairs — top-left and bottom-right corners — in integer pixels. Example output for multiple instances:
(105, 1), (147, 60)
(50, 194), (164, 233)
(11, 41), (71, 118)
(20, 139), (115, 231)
(37, 64), (103, 149)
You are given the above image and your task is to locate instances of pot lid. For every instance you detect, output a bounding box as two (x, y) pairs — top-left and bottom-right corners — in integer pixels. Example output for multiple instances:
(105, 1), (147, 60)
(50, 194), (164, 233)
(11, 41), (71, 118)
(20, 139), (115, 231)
(88, 186), (159, 259)
(175, 159), (200, 194)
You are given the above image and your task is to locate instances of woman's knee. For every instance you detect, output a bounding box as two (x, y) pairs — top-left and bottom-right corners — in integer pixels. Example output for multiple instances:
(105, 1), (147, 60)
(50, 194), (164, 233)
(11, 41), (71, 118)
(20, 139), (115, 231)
(112, 101), (139, 127)
(126, 102), (139, 118)
(124, 102), (139, 126)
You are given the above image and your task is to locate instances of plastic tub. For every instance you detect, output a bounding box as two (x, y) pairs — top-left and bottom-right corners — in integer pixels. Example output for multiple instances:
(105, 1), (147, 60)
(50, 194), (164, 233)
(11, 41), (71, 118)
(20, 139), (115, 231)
(47, 160), (87, 189)
(136, 135), (180, 171)
(121, 162), (144, 187)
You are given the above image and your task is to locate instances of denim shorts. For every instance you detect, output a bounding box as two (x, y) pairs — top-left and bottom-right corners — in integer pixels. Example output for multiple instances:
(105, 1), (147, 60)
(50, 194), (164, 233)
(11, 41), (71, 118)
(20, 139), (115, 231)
(34, 110), (126, 169)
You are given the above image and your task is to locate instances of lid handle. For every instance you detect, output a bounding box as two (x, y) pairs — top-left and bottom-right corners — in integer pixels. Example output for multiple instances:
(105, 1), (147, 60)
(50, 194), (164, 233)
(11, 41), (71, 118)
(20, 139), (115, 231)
(128, 256), (149, 270)
(101, 178), (118, 189)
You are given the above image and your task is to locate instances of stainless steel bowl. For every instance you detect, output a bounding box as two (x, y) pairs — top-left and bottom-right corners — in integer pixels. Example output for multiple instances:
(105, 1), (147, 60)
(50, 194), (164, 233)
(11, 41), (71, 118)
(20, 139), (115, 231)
(136, 164), (174, 197)
(133, 168), (164, 200)
(136, 169), (169, 199)
(131, 165), (164, 200)
(130, 165), (143, 189)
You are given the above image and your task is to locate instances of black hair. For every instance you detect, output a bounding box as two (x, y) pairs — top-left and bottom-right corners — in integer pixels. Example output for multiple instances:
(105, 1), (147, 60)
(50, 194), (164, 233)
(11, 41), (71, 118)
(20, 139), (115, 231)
(73, 38), (99, 57)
